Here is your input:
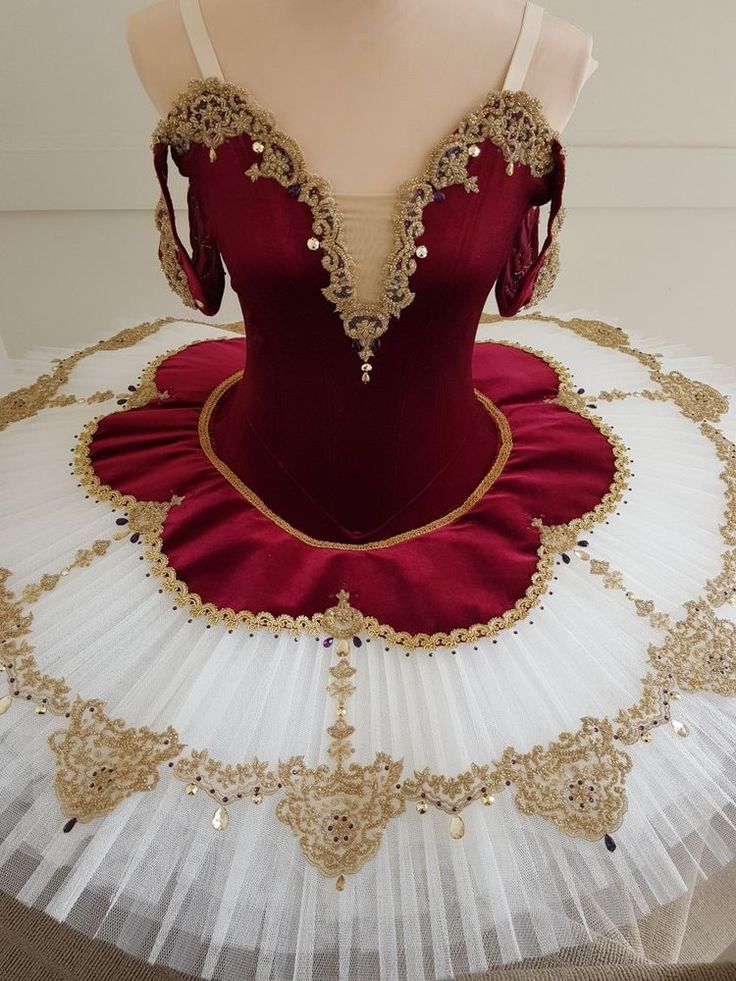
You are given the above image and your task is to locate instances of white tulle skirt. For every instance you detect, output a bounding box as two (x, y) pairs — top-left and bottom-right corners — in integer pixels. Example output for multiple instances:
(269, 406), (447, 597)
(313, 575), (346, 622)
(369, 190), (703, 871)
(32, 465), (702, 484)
(0, 306), (735, 981)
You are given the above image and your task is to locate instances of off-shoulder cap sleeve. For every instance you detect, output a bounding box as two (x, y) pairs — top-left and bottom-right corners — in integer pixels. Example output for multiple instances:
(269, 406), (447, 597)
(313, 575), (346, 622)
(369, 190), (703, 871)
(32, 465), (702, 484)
(494, 139), (566, 316)
(152, 141), (225, 316)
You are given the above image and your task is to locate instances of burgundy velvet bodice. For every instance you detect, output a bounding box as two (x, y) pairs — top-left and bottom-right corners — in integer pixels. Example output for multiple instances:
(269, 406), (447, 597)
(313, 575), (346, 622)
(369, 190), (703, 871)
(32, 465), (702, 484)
(152, 78), (566, 544)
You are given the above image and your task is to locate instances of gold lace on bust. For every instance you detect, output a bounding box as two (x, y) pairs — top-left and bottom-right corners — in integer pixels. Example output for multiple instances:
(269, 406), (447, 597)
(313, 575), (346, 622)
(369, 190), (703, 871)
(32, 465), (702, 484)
(151, 76), (563, 383)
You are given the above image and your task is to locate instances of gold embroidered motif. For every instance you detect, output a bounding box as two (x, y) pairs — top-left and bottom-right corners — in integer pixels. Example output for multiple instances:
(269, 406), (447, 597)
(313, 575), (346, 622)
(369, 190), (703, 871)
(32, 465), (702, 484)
(198, 370), (514, 551)
(648, 600), (736, 699)
(402, 765), (503, 835)
(173, 749), (280, 828)
(112, 498), (184, 542)
(701, 422), (736, 545)
(0, 547), (117, 718)
(613, 673), (675, 745)
(48, 391), (116, 408)
(653, 371), (729, 424)
(524, 205), (566, 310)
(151, 77), (563, 379)
(49, 697), (183, 823)
(0, 317), (177, 433)
(20, 541), (111, 604)
(154, 195), (198, 310)
(275, 591), (405, 885)
(587, 558), (672, 631)
(484, 313), (731, 427)
(500, 718), (632, 841)
(705, 549), (736, 608)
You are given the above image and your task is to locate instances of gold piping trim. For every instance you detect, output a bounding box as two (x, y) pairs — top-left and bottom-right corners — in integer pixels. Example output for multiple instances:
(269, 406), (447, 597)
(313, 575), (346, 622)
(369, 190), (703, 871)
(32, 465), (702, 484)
(198, 371), (513, 551)
(71, 333), (629, 648)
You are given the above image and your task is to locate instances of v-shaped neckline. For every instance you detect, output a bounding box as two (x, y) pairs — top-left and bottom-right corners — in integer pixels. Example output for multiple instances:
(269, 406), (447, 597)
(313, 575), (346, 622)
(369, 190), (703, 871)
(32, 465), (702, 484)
(151, 75), (563, 383)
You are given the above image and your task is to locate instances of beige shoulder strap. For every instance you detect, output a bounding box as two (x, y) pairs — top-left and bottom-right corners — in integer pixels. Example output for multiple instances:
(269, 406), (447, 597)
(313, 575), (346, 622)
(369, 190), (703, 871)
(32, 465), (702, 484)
(502, 1), (544, 91)
(179, 0), (225, 81)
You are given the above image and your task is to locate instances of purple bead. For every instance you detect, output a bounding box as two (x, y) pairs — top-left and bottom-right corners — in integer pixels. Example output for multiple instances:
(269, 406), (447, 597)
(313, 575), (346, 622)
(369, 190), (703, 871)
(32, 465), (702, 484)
(323, 637), (333, 647)
(433, 189), (446, 203)
(604, 834), (617, 853)
(287, 183), (302, 198)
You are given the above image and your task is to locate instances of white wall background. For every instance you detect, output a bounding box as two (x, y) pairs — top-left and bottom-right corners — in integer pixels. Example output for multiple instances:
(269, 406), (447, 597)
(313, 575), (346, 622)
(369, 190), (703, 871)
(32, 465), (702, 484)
(1, 1), (735, 364)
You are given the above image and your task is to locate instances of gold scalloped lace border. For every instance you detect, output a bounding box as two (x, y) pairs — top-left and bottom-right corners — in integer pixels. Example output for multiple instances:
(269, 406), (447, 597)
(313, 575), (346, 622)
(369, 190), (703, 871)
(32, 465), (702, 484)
(70, 334), (629, 648)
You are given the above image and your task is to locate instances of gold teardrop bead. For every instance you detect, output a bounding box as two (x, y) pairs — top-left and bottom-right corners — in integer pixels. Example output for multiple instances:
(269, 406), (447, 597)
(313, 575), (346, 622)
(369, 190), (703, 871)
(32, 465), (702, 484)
(506, 161), (515, 176)
(362, 373), (371, 384)
(336, 874), (346, 891)
(209, 147), (217, 163)
(335, 639), (350, 656)
(0, 694), (13, 715)
(212, 806), (230, 831)
(449, 814), (465, 840)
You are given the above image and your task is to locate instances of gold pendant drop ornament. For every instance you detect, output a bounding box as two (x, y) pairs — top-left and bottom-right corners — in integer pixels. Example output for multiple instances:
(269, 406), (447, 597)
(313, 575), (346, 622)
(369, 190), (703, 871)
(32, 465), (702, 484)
(212, 805), (230, 830)
(449, 814), (465, 840)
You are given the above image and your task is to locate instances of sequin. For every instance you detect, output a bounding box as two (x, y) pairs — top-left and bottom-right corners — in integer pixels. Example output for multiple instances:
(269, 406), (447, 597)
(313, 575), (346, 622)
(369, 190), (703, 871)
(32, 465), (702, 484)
(212, 805), (230, 830)
(449, 814), (465, 839)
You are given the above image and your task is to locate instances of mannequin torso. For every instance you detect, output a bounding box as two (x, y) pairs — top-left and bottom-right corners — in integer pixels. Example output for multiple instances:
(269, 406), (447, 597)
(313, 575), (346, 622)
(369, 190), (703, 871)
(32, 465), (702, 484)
(129, 0), (595, 302)
(128, 0), (596, 197)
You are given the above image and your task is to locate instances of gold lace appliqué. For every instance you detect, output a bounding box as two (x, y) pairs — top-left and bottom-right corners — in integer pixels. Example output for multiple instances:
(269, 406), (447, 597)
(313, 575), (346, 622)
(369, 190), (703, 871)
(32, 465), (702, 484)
(151, 76), (563, 382)
(49, 697), (183, 825)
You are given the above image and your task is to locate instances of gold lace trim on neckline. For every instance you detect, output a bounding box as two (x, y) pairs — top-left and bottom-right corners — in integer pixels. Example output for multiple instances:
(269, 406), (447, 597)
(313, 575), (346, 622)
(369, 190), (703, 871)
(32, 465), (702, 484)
(151, 76), (563, 382)
(198, 370), (513, 550)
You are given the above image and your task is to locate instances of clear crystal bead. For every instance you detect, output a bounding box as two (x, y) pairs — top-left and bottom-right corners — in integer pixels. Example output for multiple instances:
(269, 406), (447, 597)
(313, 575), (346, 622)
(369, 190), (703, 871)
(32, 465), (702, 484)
(467, 144), (481, 157)
(416, 800), (428, 814)
(415, 245), (428, 259)
(185, 782), (198, 795)
(0, 694), (13, 715)
(252, 140), (265, 153)
(671, 719), (690, 737)
(307, 237), (320, 250)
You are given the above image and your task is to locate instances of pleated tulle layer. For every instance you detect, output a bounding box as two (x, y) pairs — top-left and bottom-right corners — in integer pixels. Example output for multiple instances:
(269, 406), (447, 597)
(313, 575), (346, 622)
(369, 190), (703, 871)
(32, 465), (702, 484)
(0, 309), (735, 980)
